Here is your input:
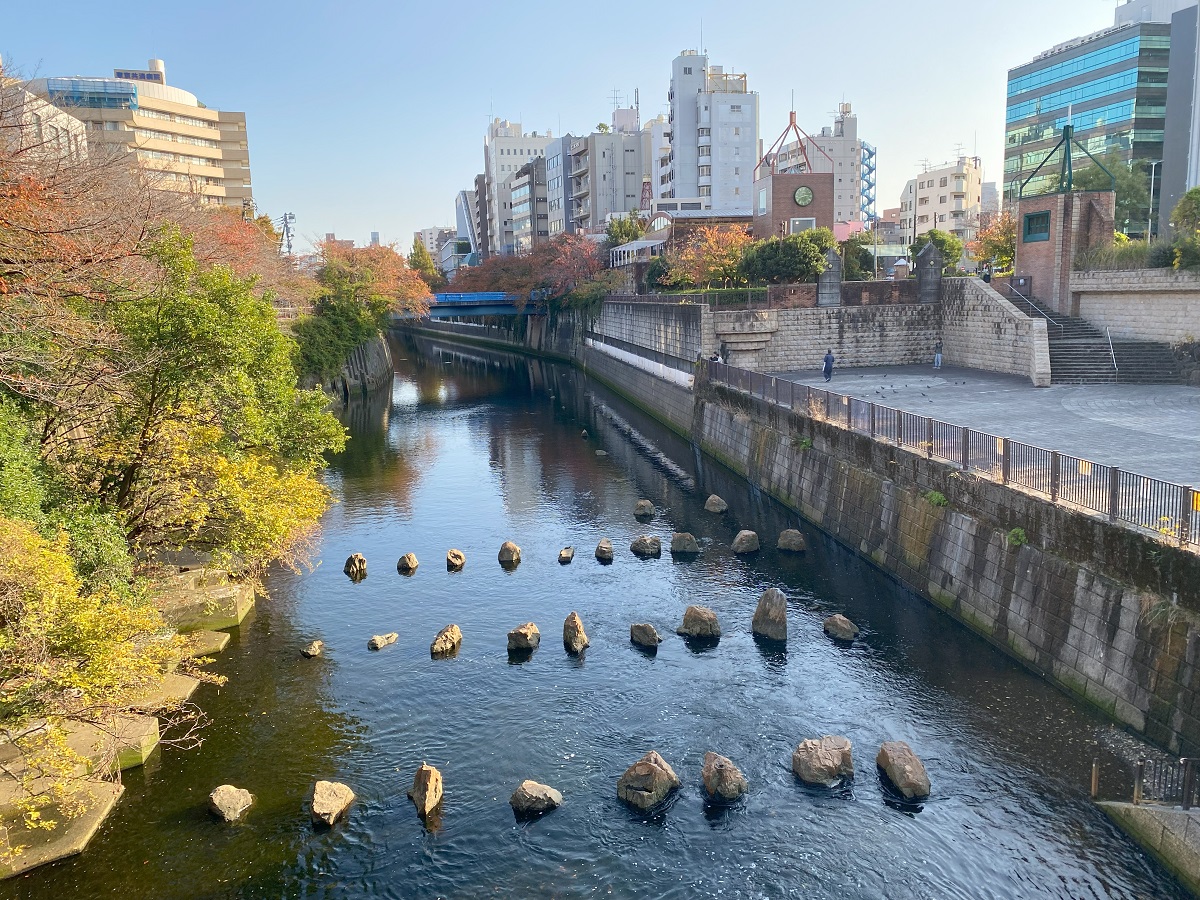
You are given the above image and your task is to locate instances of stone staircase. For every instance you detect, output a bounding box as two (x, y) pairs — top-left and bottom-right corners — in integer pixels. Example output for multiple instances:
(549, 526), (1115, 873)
(1004, 292), (1183, 385)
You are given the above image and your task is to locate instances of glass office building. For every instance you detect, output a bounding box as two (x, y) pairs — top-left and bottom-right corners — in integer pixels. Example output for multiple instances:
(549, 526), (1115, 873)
(1005, 23), (1170, 205)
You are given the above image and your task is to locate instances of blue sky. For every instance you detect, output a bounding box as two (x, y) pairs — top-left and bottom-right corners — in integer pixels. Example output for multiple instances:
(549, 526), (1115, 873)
(4, 0), (1116, 250)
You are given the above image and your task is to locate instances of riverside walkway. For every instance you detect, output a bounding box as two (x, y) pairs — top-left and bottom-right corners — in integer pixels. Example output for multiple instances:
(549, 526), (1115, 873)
(771, 365), (1200, 488)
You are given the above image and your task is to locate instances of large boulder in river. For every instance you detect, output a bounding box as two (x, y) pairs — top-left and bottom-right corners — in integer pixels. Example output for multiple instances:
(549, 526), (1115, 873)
(507, 622), (541, 652)
(311, 780), (355, 825)
(876, 741), (930, 800)
(396, 553), (419, 575)
(563, 612), (590, 654)
(509, 780), (563, 817)
(595, 538), (614, 563)
(446, 549), (466, 571)
(343, 553), (367, 581)
(630, 536), (661, 558)
(301, 640), (324, 659)
(677, 605), (721, 639)
(367, 632), (397, 651)
(616, 750), (681, 810)
(634, 499), (655, 519)
(704, 495), (728, 513)
(731, 530), (760, 554)
(670, 532), (700, 555)
(498, 541), (521, 568)
(408, 763), (443, 817)
(209, 784), (253, 822)
(792, 736), (855, 787)
(430, 624), (462, 658)
(701, 752), (747, 802)
(752, 588), (787, 642)
(630, 623), (662, 649)
(777, 529), (807, 552)
(558, 547), (574, 565)
(823, 614), (860, 641)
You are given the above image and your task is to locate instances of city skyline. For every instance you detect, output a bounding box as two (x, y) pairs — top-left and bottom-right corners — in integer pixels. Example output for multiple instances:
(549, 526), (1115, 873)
(2, 0), (1116, 250)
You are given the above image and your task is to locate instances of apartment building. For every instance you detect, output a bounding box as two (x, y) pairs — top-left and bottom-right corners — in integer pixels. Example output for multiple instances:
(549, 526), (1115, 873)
(2, 81), (88, 162)
(414, 227), (456, 257)
(511, 157), (548, 254)
(898, 156), (984, 256)
(568, 111), (645, 233)
(29, 59), (251, 210)
(544, 135), (576, 239)
(665, 51), (758, 212)
(773, 103), (877, 224)
(483, 118), (554, 256)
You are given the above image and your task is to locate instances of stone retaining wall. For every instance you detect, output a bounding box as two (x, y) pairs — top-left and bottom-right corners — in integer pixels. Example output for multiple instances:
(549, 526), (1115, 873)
(594, 301), (708, 365)
(1070, 269), (1200, 345)
(941, 278), (1051, 386)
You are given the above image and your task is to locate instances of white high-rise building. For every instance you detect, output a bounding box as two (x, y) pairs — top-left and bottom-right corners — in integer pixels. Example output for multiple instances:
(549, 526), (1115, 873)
(414, 226), (455, 257)
(773, 104), (876, 224)
(568, 110), (645, 233)
(898, 156), (984, 262)
(483, 119), (554, 256)
(665, 51), (758, 212)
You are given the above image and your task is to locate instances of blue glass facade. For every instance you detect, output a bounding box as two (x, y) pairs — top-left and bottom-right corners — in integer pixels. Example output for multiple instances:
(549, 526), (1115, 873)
(44, 77), (139, 110)
(1005, 24), (1168, 203)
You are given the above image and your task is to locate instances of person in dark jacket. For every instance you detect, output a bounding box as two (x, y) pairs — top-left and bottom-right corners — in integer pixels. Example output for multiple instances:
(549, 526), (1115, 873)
(822, 349), (835, 382)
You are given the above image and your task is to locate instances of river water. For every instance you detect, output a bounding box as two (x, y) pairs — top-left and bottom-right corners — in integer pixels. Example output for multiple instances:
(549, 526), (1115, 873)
(3, 333), (1184, 899)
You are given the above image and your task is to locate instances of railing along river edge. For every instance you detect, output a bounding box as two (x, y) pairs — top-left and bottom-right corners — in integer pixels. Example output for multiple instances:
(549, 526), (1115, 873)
(703, 359), (1199, 551)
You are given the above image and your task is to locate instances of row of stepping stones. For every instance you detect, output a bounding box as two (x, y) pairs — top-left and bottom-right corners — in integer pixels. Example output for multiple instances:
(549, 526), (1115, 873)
(206, 738), (930, 831)
(299, 595), (861, 661)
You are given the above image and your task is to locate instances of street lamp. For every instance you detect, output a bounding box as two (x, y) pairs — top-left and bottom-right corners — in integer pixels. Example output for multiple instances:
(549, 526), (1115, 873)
(1148, 159), (1163, 240)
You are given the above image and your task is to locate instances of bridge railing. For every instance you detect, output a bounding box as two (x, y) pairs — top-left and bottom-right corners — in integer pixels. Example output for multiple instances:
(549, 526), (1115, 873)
(702, 359), (1198, 551)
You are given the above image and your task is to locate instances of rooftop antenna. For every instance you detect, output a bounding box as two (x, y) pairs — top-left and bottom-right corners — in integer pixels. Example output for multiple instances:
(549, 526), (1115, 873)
(610, 88), (623, 109)
(634, 87), (640, 128)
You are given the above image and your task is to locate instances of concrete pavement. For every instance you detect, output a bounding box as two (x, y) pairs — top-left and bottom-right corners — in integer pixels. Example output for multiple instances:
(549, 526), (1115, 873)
(770, 365), (1200, 486)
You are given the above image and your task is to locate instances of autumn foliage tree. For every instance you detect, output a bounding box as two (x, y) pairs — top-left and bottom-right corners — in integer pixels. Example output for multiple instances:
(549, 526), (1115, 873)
(970, 210), (1016, 273)
(661, 225), (753, 289)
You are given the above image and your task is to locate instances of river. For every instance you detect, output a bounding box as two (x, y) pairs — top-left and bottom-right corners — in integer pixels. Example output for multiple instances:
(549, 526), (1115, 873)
(2, 332), (1184, 898)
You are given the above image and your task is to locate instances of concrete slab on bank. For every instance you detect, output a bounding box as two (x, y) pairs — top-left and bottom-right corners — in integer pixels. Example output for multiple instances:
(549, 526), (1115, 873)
(1100, 801), (1200, 896)
(771, 365), (1200, 486)
(0, 781), (123, 878)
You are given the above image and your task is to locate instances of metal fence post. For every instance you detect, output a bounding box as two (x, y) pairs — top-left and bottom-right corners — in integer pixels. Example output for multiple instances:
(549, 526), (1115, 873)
(1134, 759), (1145, 805)
(1181, 486), (1193, 548)
(1108, 466), (1121, 522)
(926, 418), (934, 459)
(845, 396), (853, 430)
(774, 376), (780, 407)
(961, 427), (970, 471)
(1001, 438), (1011, 485)
(1091, 758), (1099, 800)
(869, 403), (877, 438)
(1051, 451), (1061, 502)
(896, 409), (903, 447)
(824, 391), (832, 421)
(1184, 759), (1196, 811)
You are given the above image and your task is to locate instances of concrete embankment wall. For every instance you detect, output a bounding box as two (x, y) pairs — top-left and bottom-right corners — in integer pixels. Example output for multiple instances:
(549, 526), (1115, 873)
(322, 333), (394, 404)
(593, 301), (709, 366)
(941, 278), (1051, 386)
(1070, 270), (1200, 345)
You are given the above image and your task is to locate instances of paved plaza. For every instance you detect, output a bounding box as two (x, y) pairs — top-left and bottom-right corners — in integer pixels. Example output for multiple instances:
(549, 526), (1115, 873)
(771, 365), (1200, 487)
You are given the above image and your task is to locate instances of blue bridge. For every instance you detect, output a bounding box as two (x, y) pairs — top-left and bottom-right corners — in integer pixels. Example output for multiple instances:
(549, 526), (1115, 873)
(394, 292), (544, 320)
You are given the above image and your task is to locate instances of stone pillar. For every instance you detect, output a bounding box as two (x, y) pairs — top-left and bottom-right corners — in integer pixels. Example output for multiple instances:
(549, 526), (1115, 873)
(916, 242), (942, 304)
(817, 247), (842, 307)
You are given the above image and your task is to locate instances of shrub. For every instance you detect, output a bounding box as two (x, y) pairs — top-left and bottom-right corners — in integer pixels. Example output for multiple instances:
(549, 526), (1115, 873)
(924, 490), (948, 507)
(792, 436), (814, 451)
(1007, 527), (1028, 548)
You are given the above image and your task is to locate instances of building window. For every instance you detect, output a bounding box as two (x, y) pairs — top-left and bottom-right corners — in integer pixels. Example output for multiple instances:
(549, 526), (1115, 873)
(730, 104), (742, 113)
(940, 177), (948, 187)
(684, 67), (692, 74)
(758, 188), (767, 214)
(1023, 211), (1051, 242)
(699, 185), (711, 196)
(939, 195), (946, 204)
(789, 217), (816, 233)
(698, 165), (711, 176)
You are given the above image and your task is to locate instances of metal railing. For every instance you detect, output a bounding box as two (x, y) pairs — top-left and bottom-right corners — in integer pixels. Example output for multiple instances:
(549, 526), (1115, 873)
(1001, 282), (1064, 335)
(1106, 326), (1119, 375)
(703, 359), (1199, 550)
(1133, 757), (1200, 808)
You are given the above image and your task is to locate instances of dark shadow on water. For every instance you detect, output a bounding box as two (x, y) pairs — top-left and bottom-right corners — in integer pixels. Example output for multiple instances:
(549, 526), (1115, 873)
(563, 649), (586, 668)
(681, 635), (721, 655)
(431, 646), (461, 661)
(878, 768), (926, 815)
(620, 791), (680, 827)
(793, 775), (856, 802)
(631, 642), (659, 659)
(507, 648), (536, 665)
(754, 636), (788, 670)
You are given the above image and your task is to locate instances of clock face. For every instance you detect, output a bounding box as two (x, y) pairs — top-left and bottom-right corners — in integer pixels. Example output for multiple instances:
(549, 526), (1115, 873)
(794, 186), (814, 207)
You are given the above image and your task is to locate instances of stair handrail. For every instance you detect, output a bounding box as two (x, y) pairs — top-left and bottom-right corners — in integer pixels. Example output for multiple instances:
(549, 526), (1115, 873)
(1106, 326), (1119, 375)
(1001, 282), (1064, 335)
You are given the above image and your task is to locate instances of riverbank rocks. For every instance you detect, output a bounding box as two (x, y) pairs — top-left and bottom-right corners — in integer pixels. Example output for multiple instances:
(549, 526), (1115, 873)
(877, 741), (930, 800)
(634, 499), (655, 518)
(446, 549), (466, 571)
(731, 530), (760, 554)
(704, 495), (728, 513)
(498, 541), (521, 568)
(596, 538), (614, 562)
(558, 547), (574, 565)
(509, 780), (563, 817)
(301, 640), (324, 659)
(752, 588), (788, 642)
(563, 612), (590, 654)
(630, 623), (662, 649)
(777, 529), (807, 552)
(670, 532), (700, 555)
(343, 553), (367, 581)
(792, 736), (855, 787)
(431, 624), (463, 657)
(408, 763), (443, 817)
(311, 780), (355, 825)
(630, 536), (661, 558)
(823, 614), (860, 641)
(209, 784), (253, 822)
(702, 752), (748, 802)
(617, 750), (681, 810)
(368, 632), (398, 651)
(396, 553), (419, 575)
(507, 622), (541, 652)
(677, 606), (721, 639)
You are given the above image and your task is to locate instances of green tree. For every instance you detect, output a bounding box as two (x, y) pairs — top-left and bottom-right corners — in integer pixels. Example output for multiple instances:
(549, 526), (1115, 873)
(910, 229), (965, 274)
(839, 233), (875, 281)
(1072, 152), (1150, 235)
(1170, 187), (1200, 237)
(407, 239), (446, 291)
(604, 212), (646, 249)
(741, 233), (829, 284)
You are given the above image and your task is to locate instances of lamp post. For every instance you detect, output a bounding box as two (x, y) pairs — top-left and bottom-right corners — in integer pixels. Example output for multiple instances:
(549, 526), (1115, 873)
(1148, 159), (1163, 240)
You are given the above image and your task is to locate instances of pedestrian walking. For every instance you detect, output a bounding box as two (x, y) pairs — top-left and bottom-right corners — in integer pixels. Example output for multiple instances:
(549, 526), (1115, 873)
(933, 340), (943, 370)
(822, 349), (835, 382)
